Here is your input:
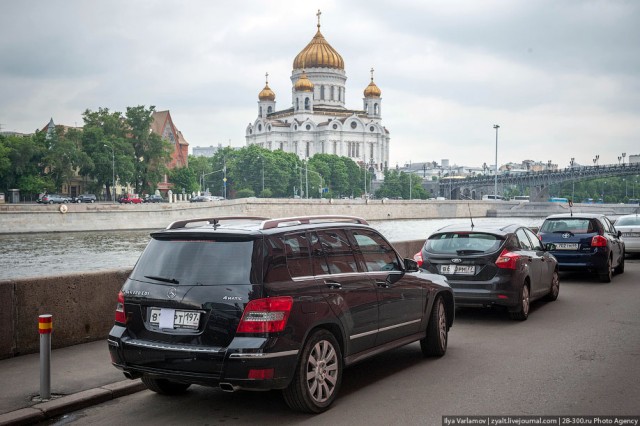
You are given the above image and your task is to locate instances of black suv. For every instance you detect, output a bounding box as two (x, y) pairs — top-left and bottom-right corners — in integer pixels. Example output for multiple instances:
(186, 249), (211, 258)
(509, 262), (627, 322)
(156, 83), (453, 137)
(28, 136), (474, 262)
(108, 216), (454, 413)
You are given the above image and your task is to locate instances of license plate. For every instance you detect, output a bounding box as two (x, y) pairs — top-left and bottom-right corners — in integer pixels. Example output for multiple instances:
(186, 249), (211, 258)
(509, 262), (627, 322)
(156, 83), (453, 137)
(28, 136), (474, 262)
(440, 264), (475, 275)
(555, 243), (579, 250)
(149, 308), (201, 329)
(622, 232), (640, 237)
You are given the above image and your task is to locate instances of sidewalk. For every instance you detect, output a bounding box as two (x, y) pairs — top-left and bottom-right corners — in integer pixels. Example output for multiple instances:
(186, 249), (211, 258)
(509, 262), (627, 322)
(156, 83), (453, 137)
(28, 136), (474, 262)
(0, 340), (145, 425)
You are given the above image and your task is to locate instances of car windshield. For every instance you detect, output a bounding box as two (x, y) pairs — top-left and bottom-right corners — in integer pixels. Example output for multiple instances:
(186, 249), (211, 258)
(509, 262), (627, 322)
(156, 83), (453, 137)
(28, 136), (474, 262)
(540, 218), (595, 234)
(130, 238), (258, 285)
(615, 216), (640, 226)
(425, 232), (503, 254)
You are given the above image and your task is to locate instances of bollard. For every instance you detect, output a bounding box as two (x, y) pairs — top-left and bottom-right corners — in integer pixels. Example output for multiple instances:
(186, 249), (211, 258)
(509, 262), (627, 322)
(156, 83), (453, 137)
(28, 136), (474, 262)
(39, 314), (52, 400)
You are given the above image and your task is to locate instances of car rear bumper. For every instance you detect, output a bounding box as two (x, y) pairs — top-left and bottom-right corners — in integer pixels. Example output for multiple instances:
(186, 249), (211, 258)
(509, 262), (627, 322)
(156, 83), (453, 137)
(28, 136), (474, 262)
(550, 249), (608, 271)
(448, 275), (520, 308)
(108, 326), (298, 391)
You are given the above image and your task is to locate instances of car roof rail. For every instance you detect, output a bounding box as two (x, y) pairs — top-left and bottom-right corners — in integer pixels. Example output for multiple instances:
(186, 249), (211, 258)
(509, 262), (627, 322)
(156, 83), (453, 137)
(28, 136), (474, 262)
(166, 216), (269, 230)
(260, 215), (369, 230)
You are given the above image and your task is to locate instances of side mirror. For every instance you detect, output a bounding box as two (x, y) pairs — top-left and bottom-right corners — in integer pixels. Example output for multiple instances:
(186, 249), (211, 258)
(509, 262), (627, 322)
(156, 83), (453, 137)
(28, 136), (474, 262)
(404, 258), (419, 272)
(618, 230), (622, 238)
(544, 243), (556, 251)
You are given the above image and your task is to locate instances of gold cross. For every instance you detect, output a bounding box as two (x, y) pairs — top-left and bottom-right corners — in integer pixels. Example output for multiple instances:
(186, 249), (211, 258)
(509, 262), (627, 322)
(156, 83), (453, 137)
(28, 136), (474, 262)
(265, 72), (269, 84)
(370, 67), (375, 81)
(316, 9), (321, 28)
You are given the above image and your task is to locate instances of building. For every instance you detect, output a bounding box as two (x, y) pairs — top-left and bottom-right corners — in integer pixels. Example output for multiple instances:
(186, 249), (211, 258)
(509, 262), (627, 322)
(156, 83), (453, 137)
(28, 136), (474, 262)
(245, 11), (390, 179)
(151, 110), (189, 192)
(192, 144), (224, 157)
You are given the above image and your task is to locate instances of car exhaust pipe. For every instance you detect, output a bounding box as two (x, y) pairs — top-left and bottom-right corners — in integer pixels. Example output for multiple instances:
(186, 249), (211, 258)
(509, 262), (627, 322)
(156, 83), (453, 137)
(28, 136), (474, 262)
(219, 383), (239, 392)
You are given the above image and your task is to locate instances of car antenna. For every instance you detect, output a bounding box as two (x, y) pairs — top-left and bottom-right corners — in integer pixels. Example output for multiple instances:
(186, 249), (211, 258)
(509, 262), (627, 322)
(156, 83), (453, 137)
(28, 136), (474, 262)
(569, 199), (574, 217)
(468, 203), (475, 228)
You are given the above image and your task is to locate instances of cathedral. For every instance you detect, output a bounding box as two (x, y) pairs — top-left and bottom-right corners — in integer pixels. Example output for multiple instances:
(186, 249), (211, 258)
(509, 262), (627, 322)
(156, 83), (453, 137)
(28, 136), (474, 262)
(245, 11), (390, 178)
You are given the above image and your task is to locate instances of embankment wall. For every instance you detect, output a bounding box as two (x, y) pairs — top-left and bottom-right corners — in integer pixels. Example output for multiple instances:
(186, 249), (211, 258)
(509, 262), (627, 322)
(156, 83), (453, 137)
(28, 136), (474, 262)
(0, 240), (424, 359)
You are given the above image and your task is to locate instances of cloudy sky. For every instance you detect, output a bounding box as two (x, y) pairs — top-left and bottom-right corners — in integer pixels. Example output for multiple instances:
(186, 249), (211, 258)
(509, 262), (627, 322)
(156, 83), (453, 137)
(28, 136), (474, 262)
(1, 0), (638, 169)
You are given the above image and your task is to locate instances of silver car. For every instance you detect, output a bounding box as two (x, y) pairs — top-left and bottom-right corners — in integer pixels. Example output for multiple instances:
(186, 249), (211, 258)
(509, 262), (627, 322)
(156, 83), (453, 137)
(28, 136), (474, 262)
(615, 213), (640, 254)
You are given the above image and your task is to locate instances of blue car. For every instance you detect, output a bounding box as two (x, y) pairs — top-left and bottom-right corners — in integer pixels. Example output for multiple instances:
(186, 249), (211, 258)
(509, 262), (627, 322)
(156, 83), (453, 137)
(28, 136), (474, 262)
(537, 213), (625, 282)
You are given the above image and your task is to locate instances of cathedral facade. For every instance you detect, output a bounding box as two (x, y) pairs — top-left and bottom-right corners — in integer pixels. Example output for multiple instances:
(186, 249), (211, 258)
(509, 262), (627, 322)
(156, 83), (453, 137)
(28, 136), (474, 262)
(245, 12), (390, 178)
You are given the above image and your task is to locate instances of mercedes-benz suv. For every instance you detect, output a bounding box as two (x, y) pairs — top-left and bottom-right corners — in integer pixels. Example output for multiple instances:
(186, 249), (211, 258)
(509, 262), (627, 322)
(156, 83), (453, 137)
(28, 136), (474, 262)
(108, 215), (454, 413)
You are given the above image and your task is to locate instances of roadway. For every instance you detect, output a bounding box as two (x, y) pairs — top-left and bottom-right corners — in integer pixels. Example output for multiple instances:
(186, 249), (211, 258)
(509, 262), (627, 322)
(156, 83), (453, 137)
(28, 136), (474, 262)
(45, 259), (640, 425)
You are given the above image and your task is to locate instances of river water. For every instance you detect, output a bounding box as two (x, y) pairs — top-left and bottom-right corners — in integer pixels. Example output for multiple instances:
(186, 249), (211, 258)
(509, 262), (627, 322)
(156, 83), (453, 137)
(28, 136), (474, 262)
(0, 217), (545, 280)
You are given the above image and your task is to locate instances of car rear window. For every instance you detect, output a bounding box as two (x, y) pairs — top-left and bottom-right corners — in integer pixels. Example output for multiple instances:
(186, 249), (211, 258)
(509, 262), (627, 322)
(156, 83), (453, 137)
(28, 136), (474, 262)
(540, 218), (596, 234)
(130, 238), (257, 285)
(425, 232), (503, 254)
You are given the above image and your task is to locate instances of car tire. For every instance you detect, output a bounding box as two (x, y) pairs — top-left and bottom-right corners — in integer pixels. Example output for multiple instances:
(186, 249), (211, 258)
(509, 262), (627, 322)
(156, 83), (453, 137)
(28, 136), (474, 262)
(545, 270), (560, 301)
(48, 200), (54, 204)
(420, 295), (448, 357)
(76, 199), (81, 204)
(282, 329), (342, 413)
(509, 284), (530, 321)
(599, 256), (612, 283)
(141, 376), (191, 395)
(614, 251), (625, 275)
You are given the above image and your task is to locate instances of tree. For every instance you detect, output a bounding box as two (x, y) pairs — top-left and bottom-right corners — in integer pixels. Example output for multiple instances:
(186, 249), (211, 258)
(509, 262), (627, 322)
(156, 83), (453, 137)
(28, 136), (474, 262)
(125, 105), (172, 194)
(169, 166), (199, 194)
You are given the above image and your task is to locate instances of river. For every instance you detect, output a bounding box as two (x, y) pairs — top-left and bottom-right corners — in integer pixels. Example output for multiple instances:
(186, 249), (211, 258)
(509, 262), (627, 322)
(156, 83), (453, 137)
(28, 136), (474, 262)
(0, 217), (545, 280)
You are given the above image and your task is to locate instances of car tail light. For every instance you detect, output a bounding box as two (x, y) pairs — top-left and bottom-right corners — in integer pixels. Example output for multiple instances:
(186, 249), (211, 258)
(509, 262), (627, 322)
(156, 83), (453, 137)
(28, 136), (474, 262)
(237, 296), (293, 333)
(495, 249), (519, 270)
(591, 235), (607, 247)
(248, 368), (274, 380)
(115, 291), (126, 324)
(413, 251), (423, 267)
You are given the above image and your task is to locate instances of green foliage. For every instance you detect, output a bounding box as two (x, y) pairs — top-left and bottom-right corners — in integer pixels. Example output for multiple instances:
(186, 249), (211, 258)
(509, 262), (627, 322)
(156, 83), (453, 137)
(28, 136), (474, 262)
(169, 166), (199, 194)
(235, 188), (255, 198)
(376, 170), (427, 200)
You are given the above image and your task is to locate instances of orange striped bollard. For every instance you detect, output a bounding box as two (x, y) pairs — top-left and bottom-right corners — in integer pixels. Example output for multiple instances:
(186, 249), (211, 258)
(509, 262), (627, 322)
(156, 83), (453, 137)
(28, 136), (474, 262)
(39, 314), (52, 399)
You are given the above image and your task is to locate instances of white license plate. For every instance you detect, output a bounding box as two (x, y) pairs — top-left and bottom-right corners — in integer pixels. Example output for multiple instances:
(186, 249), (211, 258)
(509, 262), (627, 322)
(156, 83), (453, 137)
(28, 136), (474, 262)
(555, 243), (579, 250)
(440, 264), (475, 275)
(622, 232), (640, 237)
(149, 308), (201, 329)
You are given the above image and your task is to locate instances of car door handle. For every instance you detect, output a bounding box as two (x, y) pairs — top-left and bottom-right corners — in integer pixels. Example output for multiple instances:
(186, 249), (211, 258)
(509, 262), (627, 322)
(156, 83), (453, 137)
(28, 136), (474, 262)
(376, 281), (391, 288)
(324, 281), (342, 289)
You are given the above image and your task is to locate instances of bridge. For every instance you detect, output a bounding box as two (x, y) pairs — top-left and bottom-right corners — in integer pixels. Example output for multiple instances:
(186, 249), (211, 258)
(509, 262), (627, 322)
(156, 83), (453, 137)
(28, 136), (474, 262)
(439, 162), (640, 201)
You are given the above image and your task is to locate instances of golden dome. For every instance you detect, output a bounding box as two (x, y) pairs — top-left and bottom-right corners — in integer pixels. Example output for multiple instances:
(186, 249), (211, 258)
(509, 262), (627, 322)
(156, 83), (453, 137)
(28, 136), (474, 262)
(363, 68), (381, 98)
(294, 70), (314, 92)
(293, 11), (344, 70)
(258, 72), (276, 101)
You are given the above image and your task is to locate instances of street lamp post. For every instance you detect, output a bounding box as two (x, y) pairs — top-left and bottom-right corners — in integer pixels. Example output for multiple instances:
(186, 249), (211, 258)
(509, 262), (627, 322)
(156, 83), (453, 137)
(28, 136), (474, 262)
(493, 124), (499, 197)
(622, 152), (626, 165)
(103, 144), (115, 203)
(570, 157), (575, 202)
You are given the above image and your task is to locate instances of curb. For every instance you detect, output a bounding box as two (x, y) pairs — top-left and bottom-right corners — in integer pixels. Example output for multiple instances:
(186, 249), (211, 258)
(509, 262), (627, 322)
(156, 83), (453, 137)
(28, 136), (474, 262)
(0, 379), (145, 426)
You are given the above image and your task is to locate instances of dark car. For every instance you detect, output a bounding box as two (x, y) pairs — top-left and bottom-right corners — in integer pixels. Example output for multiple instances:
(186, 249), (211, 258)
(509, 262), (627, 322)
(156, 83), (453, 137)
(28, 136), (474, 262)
(538, 213), (625, 282)
(189, 195), (213, 202)
(414, 223), (559, 320)
(40, 194), (70, 204)
(144, 195), (165, 203)
(108, 215), (454, 413)
(74, 194), (97, 203)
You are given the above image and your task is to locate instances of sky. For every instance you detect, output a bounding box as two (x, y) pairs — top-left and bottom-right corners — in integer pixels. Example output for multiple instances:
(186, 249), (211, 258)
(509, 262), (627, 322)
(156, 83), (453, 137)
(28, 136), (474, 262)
(1, 0), (639, 170)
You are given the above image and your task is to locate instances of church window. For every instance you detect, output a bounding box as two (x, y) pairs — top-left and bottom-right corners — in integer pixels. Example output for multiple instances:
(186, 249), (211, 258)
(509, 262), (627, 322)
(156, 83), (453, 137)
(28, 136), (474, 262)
(320, 86), (325, 100)
(374, 103), (379, 115)
(267, 106), (273, 114)
(279, 142), (283, 150)
(356, 143), (360, 158)
(330, 86), (335, 101)
(333, 124), (338, 130)
(370, 126), (375, 132)
(267, 125), (271, 131)
(306, 142), (310, 157)
(305, 98), (310, 110)
(249, 129), (252, 135)
(365, 104), (369, 114)
(350, 122), (357, 129)
(294, 125), (298, 130)
(258, 124), (262, 131)
(306, 124), (311, 130)
(259, 106), (263, 116)
(333, 141), (337, 154)
(296, 98), (299, 110)
(370, 144), (374, 159)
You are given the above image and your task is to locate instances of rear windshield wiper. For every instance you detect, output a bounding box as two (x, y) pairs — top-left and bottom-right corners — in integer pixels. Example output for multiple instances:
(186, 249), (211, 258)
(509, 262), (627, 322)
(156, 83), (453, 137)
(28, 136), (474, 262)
(144, 275), (180, 284)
